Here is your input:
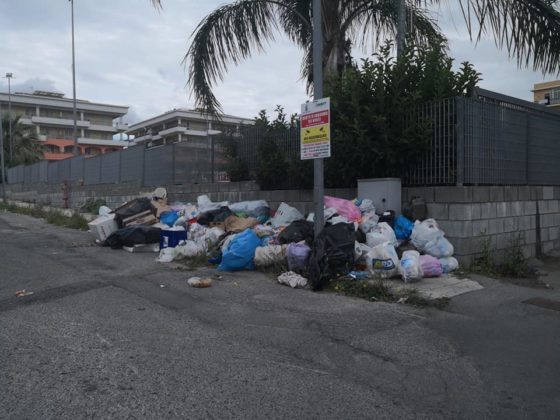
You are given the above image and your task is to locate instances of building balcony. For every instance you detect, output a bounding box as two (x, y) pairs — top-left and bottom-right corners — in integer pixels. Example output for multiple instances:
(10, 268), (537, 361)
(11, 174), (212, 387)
(89, 124), (118, 133)
(44, 151), (74, 161)
(114, 122), (128, 131)
(31, 115), (90, 128)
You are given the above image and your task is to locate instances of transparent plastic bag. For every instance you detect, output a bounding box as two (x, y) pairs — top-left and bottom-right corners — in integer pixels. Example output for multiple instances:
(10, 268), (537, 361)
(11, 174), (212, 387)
(398, 250), (423, 283)
(366, 222), (397, 248)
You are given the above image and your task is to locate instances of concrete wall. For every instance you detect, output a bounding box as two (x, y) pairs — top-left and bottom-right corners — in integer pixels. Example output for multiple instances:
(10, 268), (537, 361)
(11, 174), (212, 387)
(4, 181), (356, 217)
(403, 186), (560, 264)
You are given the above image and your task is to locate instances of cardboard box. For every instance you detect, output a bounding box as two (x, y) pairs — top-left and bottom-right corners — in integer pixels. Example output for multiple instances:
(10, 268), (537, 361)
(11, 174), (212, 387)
(88, 214), (118, 242)
(124, 210), (157, 227)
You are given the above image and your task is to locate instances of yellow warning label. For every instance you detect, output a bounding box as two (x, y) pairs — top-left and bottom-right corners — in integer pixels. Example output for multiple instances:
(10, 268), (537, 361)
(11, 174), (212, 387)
(301, 124), (330, 144)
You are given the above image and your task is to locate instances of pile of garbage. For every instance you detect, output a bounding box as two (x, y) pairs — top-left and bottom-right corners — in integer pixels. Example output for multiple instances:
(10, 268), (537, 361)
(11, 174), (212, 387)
(87, 188), (459, 290)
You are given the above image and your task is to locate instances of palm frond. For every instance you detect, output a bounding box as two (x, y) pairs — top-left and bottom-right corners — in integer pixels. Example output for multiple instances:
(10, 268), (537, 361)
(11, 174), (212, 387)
(184, 0), (280, 114)
(461, 0), (560, 74)
(345, 0), (443, 52)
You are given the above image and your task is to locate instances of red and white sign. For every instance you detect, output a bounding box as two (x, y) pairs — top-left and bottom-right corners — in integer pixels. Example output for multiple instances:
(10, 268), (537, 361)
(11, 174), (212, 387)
(300, 98), (331, 160)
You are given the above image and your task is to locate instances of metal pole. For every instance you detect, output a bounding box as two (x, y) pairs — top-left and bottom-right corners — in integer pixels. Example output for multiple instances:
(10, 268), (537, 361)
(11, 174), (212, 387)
(396, 0), (406, 58)
(0, 102), (7, 203)
(6, 73), (13, 162)
(312, 0), (324, 237)
(70, 0), (78, 156)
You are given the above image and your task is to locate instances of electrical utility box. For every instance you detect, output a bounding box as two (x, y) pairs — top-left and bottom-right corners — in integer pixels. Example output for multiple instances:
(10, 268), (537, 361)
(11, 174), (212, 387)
(357, 178), (402, 215)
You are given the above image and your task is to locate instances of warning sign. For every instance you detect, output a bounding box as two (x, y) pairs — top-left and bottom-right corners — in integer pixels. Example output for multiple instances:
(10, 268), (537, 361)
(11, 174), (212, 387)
(301, 98), (330, 160)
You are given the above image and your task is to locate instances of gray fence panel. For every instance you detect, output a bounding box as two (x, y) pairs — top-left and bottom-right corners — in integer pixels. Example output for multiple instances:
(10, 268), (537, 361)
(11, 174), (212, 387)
(144, 145), (173, 186)
(70, 156), (85, 181)
(30, 162), (40, 183)
(23, 165), (32, 184)
(120, 146), (144, 182)
(463, 100), (527, 185)
(6, 167), (17, 184)
(174, 140), (214, 184)
(100, 152), (120, 184)
(39, 161), (48, 182)
(47, 162), (58, 184)
(57, 158), (71, 182)
(528, 114), (560, 185)
(17, 165), (25, 184)
(84, 156), (102, 185)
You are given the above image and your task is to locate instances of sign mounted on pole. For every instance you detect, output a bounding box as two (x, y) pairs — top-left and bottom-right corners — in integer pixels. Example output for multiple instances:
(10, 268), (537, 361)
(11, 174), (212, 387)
(300, 97), (331, 160)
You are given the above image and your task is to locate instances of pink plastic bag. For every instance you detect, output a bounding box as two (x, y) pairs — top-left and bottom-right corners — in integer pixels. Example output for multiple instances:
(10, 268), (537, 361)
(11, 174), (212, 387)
(419, 255), (443, 278)
(323, 196), (361, 222)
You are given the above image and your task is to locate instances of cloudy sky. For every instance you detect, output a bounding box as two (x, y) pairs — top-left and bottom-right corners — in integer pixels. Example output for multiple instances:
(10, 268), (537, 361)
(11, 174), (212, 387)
(0, 0), (555, 124)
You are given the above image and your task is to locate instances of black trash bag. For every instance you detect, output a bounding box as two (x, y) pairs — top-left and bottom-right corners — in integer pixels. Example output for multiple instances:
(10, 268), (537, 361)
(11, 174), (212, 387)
(355, 227), (367, 244)
(403, 197), (427, 222)
(378, 210), (395, 227)
(114, 197), (152, 228)
(197, 206), (233, 226)
(278, 220), (314, 246)
(308, 223), (356, 291)
(104, 226), (161, 249)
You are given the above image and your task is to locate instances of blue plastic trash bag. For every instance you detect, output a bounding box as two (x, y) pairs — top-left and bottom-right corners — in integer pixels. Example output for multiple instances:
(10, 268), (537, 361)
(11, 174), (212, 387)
(160, 211), (179, 227)
(218, 228), (261, 271)
(394, 215), (414, 240)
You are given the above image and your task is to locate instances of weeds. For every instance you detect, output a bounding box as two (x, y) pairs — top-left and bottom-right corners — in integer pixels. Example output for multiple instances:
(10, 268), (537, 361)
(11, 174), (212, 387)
(471, 231), (533, 279)
(79, 198), (107, 214)
(175, 254), (211, 271)
(328, 277), (449, 308)
(0, 202), (89, 231)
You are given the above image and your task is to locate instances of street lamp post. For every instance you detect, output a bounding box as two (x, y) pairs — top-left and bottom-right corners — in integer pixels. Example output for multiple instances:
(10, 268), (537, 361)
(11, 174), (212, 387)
(69, 0), (78, 156)
(5, 73), (13, 162)
(0, 101), (6, 203)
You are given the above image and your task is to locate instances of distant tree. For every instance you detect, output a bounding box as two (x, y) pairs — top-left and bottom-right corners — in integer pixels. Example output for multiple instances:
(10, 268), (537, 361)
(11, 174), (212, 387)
(1, 114), (43, 167)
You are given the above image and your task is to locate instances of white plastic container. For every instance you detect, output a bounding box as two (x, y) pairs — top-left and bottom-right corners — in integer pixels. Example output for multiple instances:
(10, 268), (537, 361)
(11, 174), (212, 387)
(88, 214), (118, 242)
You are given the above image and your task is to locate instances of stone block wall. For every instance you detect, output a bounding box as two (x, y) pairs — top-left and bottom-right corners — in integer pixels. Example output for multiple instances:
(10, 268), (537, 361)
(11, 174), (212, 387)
(403, 186), (560, 264)
(5, 181), (356, 216)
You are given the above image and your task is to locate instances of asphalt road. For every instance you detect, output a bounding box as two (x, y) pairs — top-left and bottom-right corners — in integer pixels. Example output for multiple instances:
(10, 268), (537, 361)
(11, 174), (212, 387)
(0, 211), (559, 419)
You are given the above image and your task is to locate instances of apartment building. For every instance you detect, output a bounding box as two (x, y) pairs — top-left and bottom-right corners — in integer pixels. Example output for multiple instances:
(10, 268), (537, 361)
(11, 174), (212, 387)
(533, 80), (560, 109)
(0, 90), (131, 160)
(126, 108), (254, 147)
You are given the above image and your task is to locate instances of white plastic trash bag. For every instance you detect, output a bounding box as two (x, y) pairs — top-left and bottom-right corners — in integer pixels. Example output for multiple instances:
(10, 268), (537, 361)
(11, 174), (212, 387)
(359, 199), (375, 214)
(175, 240), (206, 258)
(424, 236), (454, 258)
(439, 257), (459, 273)
(366, 222), (397, 248)
(398, 250), (423, 283)
(366, 242), (400, 278)
(156, 247), (177, 263)
(254, 245), (286, 267)
(359, 211), (379, 234)
(277, 271), (308, 288)
(410, 218), (442, 251)
(270, 202), (304, 228)
(204, 227), (225, 248)
(229, 200), (269, 214)
(98, 205), (112, 216)
(197, 194), (228, 213)
(354, 242), (371, 264)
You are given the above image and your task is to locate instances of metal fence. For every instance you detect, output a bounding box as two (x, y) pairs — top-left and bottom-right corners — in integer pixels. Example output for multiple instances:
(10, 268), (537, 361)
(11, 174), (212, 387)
(406, 88), (560, 186)
(6, 88), (560, 188)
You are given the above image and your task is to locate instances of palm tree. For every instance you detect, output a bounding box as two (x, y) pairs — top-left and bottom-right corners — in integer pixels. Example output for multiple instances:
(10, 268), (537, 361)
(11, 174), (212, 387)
(1, 114), (44, 167)
(152, 0), (560, 114)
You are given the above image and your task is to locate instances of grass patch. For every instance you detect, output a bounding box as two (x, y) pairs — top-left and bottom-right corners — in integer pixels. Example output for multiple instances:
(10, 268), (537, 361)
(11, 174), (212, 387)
(327, 277), (449, 309)
(0, 201), (89, 231)
(175, 254), (211, 271)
